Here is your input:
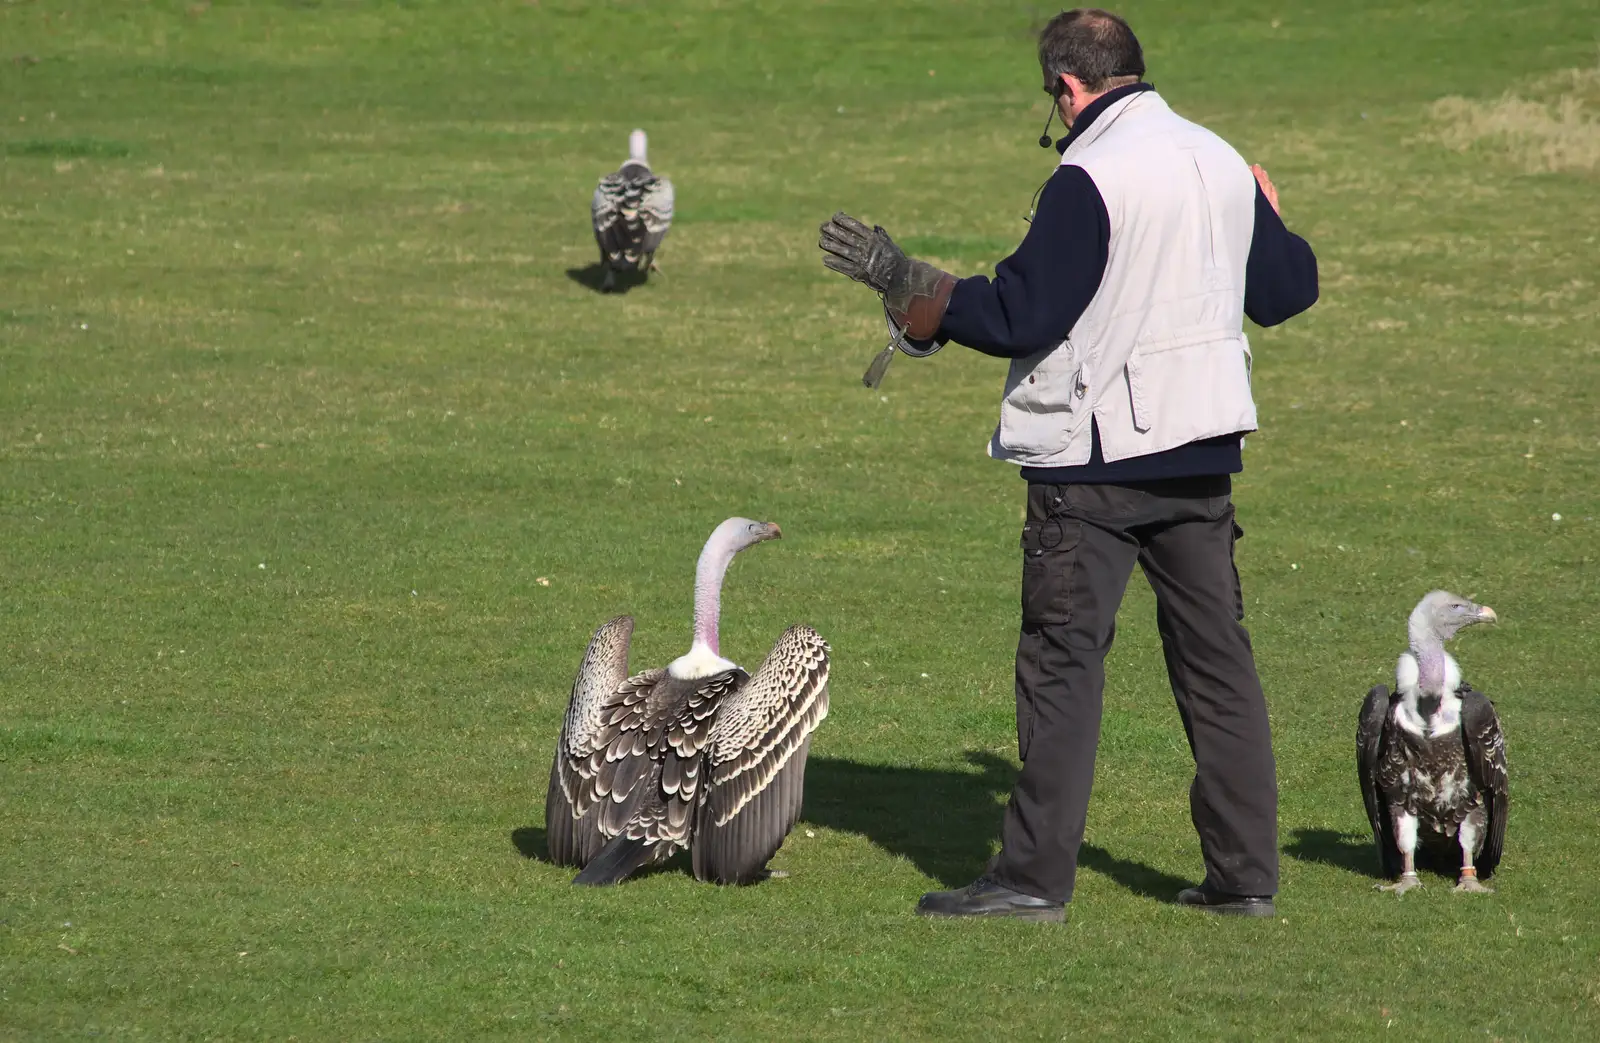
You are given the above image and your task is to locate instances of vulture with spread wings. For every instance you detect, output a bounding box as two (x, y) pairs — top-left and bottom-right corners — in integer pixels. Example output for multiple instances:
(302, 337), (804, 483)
(545, 518), (830, 886)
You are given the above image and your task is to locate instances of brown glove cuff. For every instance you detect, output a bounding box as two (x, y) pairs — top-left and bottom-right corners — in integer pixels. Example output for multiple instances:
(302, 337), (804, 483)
(887, 266), (957, 341)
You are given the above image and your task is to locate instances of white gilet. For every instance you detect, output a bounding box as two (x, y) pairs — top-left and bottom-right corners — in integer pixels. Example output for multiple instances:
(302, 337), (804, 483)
(988, 90), (1259, 467)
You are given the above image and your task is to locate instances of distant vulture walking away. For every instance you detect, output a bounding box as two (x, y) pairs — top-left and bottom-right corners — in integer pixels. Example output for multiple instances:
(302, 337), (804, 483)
(1357, 590), (1507, 894)
(590, 128), (674, 292)
(546, 518), (830, 886)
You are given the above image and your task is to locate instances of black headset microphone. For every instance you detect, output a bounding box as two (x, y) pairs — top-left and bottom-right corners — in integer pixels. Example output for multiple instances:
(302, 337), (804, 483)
(1038, 79), (1063, 148)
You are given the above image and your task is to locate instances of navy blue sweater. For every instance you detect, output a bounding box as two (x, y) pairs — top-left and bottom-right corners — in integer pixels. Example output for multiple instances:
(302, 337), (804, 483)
(933, 83), (1319, 484)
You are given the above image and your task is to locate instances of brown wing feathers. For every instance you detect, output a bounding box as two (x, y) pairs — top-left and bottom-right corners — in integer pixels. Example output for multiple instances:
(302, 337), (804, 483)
(1460, 686), (1509, 877)
(693, 736), (812, 885)
(692, 625), (831, 883)
(1356, 684), (1401, 879)
(704, 626), (830, 822)
(546, 616), (634, 866)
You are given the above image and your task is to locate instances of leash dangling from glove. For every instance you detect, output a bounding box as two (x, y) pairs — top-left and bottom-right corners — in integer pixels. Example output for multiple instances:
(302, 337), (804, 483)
(817, 212), (957, 389)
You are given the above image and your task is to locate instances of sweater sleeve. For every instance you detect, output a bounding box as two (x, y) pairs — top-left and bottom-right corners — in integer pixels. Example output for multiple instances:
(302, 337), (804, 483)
(935, 164), (1111, 359)
(1244, 184), (1319, 327)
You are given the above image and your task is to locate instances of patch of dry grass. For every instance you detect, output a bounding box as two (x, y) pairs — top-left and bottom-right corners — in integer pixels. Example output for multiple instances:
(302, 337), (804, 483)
(1430, 62), (1600, 173)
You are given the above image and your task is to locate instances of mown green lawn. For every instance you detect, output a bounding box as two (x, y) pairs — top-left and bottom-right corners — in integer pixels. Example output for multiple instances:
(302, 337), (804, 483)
(2, 1), (1597, 1039)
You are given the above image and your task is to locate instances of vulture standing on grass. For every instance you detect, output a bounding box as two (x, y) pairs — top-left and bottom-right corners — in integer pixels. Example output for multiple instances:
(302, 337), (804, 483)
(1357, 590), (1508, 894)
(545, 518), (830, 886)
(590, 128), (674, 292)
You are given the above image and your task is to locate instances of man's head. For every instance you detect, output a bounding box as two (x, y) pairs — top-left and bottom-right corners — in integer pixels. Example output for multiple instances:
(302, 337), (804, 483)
(1038, 9), (1145, 126)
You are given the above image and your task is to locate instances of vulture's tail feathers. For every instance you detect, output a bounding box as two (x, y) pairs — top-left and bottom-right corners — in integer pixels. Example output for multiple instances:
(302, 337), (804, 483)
(571, 835), (653, 887)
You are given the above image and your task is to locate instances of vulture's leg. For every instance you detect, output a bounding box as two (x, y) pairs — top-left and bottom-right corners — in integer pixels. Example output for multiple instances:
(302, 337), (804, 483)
(1377, 809), (1422, 894)
(1454, 811), (1494, 894)
(647, 252), (661, 274)
(600, 265), (617, 293)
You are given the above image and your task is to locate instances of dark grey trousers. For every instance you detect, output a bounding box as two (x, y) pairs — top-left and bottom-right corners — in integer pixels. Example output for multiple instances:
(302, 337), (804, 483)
(988, 475), (1279, 903)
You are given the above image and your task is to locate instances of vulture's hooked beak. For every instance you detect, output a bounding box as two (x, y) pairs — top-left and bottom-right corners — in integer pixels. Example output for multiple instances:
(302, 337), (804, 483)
(1475, 605), (1498, 624)
(759, 522), (783, 542)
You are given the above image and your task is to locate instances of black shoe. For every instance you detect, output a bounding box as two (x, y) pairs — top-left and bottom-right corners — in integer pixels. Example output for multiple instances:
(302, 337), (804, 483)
(916, 876), (1065, 922)
(1175, 882), (1276, 917)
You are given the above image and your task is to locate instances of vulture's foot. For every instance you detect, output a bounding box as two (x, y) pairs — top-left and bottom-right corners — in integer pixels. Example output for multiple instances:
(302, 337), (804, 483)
(1454, 874), (1494, 894)
(600, 268), (617, 293)
(1376, 872), (1422, 895)
(759, 869), (790, 881)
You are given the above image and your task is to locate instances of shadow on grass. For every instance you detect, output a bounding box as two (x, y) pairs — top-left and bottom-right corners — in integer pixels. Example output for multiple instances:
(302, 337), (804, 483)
(804, 753), (1199, 898)
(801, 751), (1013, 888)
(1077, 844), (1192, 900)
(511, 826), (547, 860)
(1284, 827), (1384, 879)
(565, 263), (648, 295)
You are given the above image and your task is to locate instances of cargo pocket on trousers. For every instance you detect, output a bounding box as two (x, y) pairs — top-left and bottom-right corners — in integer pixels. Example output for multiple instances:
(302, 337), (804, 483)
(1229, 516), (1245, 621)
(1020, 514), (1081, 626)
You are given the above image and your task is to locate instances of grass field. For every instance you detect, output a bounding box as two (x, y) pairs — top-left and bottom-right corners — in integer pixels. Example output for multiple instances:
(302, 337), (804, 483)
(3, 1), (1598, 1039)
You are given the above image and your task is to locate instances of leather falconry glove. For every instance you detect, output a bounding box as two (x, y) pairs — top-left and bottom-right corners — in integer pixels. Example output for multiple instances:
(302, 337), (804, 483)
(819, 213), (956, 340)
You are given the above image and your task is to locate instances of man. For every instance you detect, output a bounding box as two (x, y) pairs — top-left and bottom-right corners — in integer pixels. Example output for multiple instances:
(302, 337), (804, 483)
(818, 8), (1318, 921)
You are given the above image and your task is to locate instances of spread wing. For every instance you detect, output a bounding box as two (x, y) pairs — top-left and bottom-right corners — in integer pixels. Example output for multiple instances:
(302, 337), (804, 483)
(639, 176), (673, 254)
(546, 616), (634, 867)
(691, 625), (830, 884)
(1357, 684), (1401, 879)
(1459, 684), (1508, 877)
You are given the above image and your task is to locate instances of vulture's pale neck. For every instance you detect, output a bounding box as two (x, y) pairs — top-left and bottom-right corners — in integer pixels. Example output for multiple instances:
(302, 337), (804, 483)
(690, 522), (747, 656)
(1407, 610), (1449, 696)
(628, 129), (648, 165)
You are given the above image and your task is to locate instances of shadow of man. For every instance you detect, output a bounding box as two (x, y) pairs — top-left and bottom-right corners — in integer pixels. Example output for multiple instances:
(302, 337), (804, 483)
(803, 751), (1203, 899)
(1076, 843), (1193, 900)
(799, 750), (1014, 889)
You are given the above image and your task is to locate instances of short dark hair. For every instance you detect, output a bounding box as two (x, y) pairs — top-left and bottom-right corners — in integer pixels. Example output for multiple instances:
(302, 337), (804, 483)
(1037, 9), (1145, 94)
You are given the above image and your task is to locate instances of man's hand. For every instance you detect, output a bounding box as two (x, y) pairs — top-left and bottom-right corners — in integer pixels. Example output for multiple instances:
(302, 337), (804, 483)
(1251, 164), (1280, 215)
(818, 212), (910, 293)
(818, 212), (956, 340)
